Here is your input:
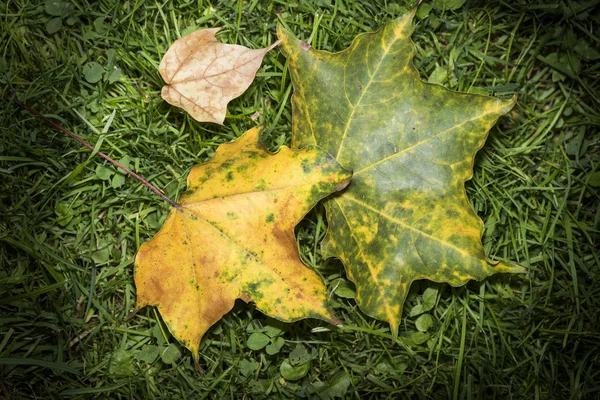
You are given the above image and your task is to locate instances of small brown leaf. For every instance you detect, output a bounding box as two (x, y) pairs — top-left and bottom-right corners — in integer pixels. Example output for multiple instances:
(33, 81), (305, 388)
(159, 28), (281, 124)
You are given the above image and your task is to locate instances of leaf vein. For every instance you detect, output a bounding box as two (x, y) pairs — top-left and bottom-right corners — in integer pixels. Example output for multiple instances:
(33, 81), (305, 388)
(353, 105), (504, 175)
(336, 37), (395, 161)
(340, 194), (483, 264)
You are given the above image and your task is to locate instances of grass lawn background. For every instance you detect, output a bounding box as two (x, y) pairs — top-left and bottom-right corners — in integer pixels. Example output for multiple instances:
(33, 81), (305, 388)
(1, 0), (599, 398)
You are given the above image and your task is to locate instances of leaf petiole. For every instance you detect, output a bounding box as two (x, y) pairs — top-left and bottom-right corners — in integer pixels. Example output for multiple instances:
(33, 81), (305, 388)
(12, 95), (180, 209)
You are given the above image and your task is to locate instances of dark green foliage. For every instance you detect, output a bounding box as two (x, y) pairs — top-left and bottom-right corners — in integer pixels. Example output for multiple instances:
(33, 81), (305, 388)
(1, 0), (598, 398)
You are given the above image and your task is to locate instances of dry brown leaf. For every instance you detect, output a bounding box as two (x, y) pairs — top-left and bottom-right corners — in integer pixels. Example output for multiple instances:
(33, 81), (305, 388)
(159, 28), (281, 124)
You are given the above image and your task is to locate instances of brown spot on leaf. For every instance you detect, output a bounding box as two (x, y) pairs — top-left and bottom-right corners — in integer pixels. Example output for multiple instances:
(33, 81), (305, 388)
(147, 277), (165, 302)
(334, 178), (351, 192)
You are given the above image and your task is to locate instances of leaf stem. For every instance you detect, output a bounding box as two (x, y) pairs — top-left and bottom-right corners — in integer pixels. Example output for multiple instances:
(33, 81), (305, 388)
(13, 95), (181, 209)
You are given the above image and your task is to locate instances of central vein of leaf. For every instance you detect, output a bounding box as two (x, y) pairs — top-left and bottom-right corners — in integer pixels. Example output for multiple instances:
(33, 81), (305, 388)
(179, 209), (203, 302)
(166, 35), (215, 82)
(340, 194), (484, 264)
(352, 105), (504, 176)
(335, 37), (394, 164)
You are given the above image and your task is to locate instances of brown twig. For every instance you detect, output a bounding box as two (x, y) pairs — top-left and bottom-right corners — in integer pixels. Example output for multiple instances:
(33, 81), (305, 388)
(13, 95), (181, 209)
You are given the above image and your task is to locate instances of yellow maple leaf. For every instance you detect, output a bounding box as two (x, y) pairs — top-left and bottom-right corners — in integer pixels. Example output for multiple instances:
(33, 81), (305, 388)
(134, 127), (351, 359)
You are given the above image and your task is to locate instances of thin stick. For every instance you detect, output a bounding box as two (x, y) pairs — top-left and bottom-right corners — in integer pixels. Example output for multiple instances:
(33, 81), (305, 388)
(13, 96), (181, 209)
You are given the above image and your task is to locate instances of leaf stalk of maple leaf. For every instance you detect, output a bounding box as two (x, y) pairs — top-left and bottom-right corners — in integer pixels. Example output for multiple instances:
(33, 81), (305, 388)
(13, 95), (181, 209)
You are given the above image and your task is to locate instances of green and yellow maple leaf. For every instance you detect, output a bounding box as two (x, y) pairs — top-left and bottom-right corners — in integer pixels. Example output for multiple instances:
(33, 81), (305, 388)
(134, 127), (351, 358)
(278, 12), (526, 338)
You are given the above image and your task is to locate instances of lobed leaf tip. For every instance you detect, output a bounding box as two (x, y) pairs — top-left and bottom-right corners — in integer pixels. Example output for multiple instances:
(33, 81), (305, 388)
(495, 261), (528, 275)
(275, 23), (287, 40)
(510, 263), (529, 275)
(408, 5), (418, 18)
(276, 23), (304, 56)
(390, 324), (399, 344)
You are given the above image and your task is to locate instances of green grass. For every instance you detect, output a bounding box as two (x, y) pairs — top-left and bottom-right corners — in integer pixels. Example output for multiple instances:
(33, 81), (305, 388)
(1, 0), (599, 398)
